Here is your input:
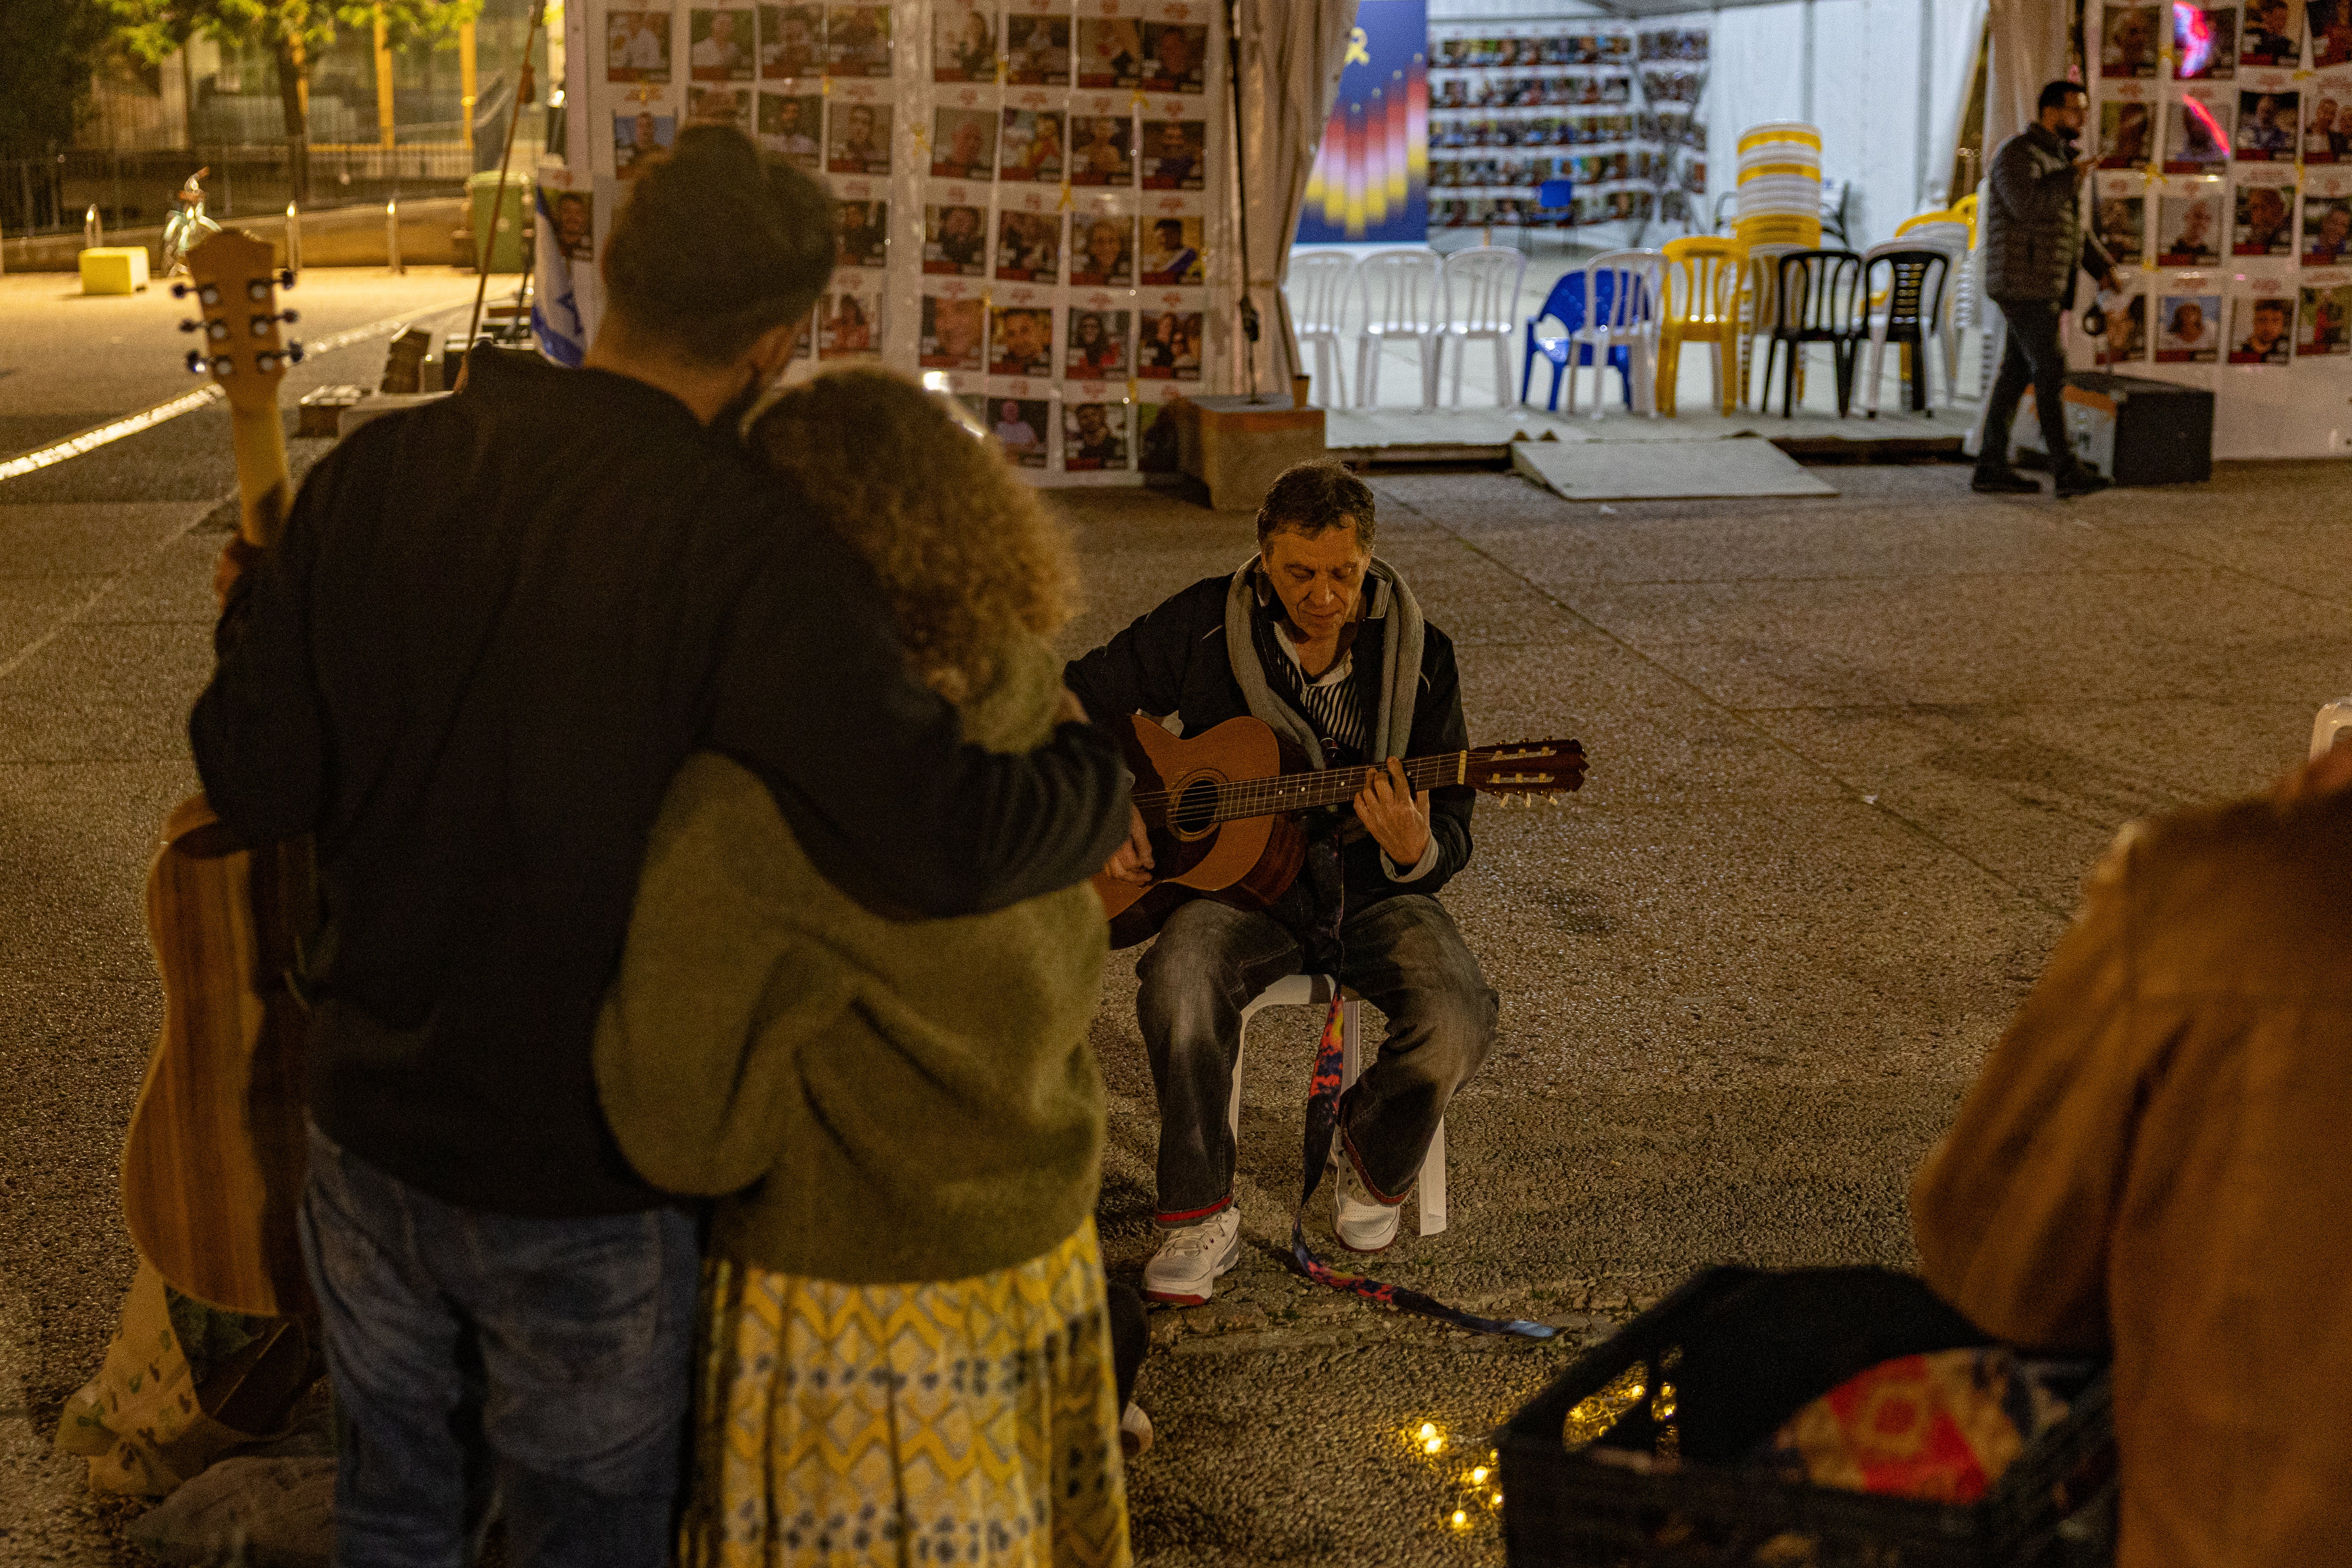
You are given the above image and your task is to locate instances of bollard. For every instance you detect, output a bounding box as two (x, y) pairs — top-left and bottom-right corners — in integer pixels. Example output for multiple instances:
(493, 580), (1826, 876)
(386, 196), (403, 275)
(285, 201), (303, 274)
(84, 203), (102, 250)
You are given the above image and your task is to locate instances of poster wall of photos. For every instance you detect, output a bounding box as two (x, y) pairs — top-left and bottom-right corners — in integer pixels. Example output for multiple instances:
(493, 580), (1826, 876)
(2087, 0), (2352, 456)
(1425, 19), (1707, 239)
(562, 0), (1236, 485)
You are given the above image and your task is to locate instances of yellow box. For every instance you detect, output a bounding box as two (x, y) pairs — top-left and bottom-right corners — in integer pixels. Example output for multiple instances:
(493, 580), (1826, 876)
(79, 247), (152, 295)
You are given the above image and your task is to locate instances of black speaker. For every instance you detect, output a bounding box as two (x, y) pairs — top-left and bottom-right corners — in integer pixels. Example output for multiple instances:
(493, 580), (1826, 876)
(2011, 371), (2215, 486)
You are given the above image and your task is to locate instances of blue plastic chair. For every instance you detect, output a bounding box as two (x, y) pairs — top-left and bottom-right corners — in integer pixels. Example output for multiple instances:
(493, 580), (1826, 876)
(1521, 270), (1636, 412)
(1536, 177), (1574, 227)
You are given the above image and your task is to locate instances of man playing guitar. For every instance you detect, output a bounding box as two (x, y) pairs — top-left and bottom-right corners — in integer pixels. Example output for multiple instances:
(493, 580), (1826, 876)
(1068, 461), (1497, 1304)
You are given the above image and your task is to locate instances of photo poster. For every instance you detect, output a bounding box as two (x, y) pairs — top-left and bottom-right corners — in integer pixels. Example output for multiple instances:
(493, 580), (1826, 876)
(1296, 0), (1429, 243)
(562, 0), (1237, 487)
(2082, 0), (2352, 454)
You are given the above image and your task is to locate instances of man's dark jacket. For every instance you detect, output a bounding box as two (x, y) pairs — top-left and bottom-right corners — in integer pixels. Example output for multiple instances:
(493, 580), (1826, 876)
(192, 350), (1128, 1217)
(1983, 121), (2104, 304)
(1063, 570), (1474, 915)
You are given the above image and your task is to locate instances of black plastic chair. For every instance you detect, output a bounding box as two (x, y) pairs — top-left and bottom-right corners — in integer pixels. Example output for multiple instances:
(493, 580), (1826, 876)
(1761, 249), (1866, 417)
(1860, 248), (1950, 416)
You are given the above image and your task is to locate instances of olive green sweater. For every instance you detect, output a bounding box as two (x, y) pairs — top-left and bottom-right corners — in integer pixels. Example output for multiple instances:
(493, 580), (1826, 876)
(593, 634), (1110, 1284)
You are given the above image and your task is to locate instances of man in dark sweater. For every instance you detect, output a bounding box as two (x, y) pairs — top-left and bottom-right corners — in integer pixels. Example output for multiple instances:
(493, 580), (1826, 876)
(195, 127), (1128, 1568)
(1975, 80), (2117, 500)
(1066, 462), (1496, 1305)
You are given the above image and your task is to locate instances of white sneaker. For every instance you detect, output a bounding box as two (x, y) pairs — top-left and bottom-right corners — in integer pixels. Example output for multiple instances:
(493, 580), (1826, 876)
(1120, 1401), (1154, 1459)
(1141, 1207), (1242, 1305)
(1333, 1155), (1403, 1253)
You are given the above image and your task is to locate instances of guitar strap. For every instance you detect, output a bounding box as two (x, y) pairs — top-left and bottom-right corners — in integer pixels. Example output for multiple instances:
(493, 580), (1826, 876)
(1290, 996), (1558, 1340)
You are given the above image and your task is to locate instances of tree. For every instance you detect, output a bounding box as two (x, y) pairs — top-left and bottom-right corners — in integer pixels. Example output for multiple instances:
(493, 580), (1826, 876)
(0, 0), (112, 158)
(103, 0), (480, 202)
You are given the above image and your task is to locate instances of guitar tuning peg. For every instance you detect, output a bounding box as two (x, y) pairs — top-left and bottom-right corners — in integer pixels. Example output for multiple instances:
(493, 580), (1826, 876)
(170, 281), (191, 298)
(286, 341), (304, 363)
(278, 268), (296, 288)
(185, 349), (205, 374)
(178, 318), (199, 332)
(279, 308), (300, 324)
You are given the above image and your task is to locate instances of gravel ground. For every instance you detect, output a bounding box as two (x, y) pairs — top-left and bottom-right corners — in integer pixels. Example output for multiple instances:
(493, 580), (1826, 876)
(0, 324), (2343, 1566)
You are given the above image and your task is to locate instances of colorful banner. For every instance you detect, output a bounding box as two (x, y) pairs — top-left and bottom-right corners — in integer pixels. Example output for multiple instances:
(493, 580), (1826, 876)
(1296, 0), (1428, 243)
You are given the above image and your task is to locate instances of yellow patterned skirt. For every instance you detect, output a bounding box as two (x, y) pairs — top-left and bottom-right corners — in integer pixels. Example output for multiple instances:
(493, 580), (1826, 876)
(684, 1220), (1131, 1568)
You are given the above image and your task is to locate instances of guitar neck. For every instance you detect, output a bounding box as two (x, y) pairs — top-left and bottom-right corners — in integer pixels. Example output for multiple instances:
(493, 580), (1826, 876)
(1200, 752), (1466, 825)
(227, 400), (292, 549)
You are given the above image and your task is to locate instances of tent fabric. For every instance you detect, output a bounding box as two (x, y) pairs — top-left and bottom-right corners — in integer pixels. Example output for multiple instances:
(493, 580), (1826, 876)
(1984, 0), (2070, 156)
(1705, 0), (1989, 252)
(1228, 0), (1363, 392)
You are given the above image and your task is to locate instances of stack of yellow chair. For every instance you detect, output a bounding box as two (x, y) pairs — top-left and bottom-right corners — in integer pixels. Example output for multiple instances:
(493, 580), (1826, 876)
(1735, 122), (1824, 252)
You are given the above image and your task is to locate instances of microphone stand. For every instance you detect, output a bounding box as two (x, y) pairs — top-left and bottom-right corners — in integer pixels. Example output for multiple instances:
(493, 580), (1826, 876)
(1224, 0), (1264, 402)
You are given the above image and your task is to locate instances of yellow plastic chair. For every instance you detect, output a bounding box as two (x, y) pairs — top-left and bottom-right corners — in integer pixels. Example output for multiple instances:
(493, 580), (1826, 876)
(1952, 192), (1979, 245)
(1656, 236), (1746, 416)
(1896, 208), (1963, 238)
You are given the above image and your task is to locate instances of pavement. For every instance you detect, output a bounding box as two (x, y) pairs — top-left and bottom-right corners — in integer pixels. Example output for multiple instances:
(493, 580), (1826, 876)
(0, 273), (2346, 1565)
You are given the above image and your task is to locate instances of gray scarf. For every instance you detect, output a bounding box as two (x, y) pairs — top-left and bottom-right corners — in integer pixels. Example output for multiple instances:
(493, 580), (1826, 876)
(1223, 554), (1424, 769)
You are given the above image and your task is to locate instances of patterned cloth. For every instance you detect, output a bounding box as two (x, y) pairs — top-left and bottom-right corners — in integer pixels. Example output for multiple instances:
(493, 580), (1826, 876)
(1764, 1347), (2072, 1504)
(684, 1221), (1131, 1568)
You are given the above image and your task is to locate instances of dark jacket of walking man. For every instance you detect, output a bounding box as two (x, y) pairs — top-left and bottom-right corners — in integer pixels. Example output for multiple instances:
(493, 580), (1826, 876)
(1975, 80), (2117, 500)
(192, 126), (1129, 1568)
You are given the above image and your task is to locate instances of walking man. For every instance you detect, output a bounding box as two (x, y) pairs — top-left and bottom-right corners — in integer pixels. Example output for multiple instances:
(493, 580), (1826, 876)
(1974, 80), (2117, 500)
(193, 126), (1128, 1568)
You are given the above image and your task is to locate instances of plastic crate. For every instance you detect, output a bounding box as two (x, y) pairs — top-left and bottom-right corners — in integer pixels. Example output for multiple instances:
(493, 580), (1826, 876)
(1498, 1267), (2116, 1568)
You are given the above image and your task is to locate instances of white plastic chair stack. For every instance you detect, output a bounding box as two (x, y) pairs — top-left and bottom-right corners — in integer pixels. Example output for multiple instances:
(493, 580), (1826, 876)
(1435, 246), (1527, 410)
(1579, 248), (1663, 419)
(1229, 974), (1448, 1236)
(1286, 252), (1358, 410)
(1352, 249), (1445, 409)
(1735, 121), (1823, 252)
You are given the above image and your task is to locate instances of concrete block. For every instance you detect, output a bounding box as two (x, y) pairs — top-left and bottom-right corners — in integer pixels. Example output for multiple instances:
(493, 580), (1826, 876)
(1173, 394), (1328, 513)
(78, 247), (151, 295)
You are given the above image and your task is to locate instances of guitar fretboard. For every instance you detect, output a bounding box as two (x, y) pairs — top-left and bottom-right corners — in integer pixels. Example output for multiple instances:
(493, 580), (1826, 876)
(1136, 753), (1467, 827)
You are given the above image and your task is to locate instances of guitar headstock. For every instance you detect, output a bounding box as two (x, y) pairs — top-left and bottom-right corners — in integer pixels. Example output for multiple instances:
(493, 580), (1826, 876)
(173, 230), (300, 409)
(1464, 738), (1587, 807)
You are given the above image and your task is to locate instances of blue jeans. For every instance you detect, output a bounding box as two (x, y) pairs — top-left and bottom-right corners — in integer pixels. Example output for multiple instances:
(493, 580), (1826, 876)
(1134, 894), (1498, 1222)
(300, 1123), (700, 1568)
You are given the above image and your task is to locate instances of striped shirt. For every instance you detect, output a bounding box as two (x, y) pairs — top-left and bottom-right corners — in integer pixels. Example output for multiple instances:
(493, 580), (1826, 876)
(1266, 624), (1370, 760)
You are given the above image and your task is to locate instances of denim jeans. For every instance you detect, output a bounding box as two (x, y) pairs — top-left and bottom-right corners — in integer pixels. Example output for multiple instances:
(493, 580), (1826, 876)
(1134, 894), (1498, 1222)
(299, 1123), (700, 1568)
(1980, 299), (2082, 478)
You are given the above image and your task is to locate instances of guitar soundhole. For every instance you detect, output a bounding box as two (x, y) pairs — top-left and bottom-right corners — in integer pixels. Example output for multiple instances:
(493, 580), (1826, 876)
(1172, 776), (1221, 838)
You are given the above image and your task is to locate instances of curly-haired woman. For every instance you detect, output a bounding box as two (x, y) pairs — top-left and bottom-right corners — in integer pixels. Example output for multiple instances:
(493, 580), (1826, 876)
(596, 368), (1135, 1568)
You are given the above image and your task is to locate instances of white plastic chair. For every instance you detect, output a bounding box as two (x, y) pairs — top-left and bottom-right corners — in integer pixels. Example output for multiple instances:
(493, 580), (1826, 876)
(1858, 239), (1951, 416)
(1352, 248), (1444, 409)
(1286, 252), (1357, 410)
(1580, 248), (1663, 419)
(1228, 973), (1448, 1236)
(1736, 241), (1804, 410)
(1435, 245), (1527, 409)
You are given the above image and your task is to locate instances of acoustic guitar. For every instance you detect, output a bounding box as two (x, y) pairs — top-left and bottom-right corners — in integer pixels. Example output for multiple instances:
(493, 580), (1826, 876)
(120, 230), (316, 1318)
(1092, 713), (1586, 948)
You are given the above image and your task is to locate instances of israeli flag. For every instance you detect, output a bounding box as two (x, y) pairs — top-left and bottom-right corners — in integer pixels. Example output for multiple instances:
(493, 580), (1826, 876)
(532, 184), (587, 368)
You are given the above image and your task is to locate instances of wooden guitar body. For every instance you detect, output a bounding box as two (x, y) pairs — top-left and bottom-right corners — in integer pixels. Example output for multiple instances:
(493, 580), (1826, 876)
(1095, 716), (1308, 949)
(122, 797), (314, 1317)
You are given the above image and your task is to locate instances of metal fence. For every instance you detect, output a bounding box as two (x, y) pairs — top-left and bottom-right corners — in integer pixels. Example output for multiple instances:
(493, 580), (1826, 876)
(0, 135), (488, 240)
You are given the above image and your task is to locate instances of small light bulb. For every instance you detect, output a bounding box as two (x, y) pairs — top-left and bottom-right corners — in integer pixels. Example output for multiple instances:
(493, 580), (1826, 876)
(1471, 1467), (1488, 1484)
(1417, 1423), (1436, 1441)
(1449, 1510), (1468, 1529)
(921, 370), (950, 391)
(1424, 1436), (1444, 1453)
